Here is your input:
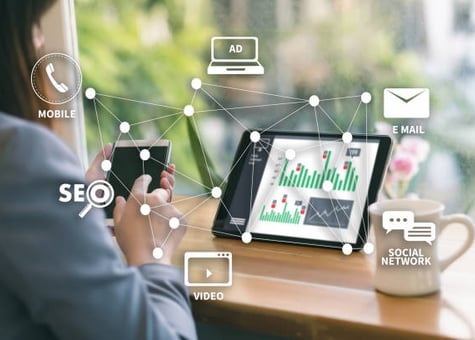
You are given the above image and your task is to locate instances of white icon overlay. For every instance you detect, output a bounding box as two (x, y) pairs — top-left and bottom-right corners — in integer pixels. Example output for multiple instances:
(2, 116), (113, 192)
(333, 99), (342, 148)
(31, 53), (82, 105)
(382, 210), (436, 245)
(78, 180), (115, 218)
(207, 36), (264, 75)
(184, 251), (233, 287)
(383, 88), (430, 119)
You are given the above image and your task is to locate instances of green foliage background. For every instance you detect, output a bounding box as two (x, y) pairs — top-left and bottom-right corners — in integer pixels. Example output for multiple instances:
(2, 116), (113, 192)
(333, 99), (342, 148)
(77, 0), (216, 193)
(76, 0), (474, 208)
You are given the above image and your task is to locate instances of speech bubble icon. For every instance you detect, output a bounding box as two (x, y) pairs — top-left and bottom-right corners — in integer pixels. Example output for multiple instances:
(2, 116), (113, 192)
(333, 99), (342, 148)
(382, 211), (414, 234)
(404, 222), (436, 245)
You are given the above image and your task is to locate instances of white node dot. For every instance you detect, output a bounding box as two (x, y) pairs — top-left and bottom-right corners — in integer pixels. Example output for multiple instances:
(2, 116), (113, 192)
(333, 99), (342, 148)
(309, 95), (320, 107)
(241, 232), (252, 244)
(211, 187), (222, 199)
(191, 78), (202, 90)
(119, 122), (130, 134)
(101, 159), (112, 172)
(361, 92), (372, 104)
(152, 247), (164, 259)
(363, 242), (374, 255)
(342, 132), (353, 144)
(322, 180), (333, 192)
(85, 88), (96, 100)
(342, 243), (353, 256)
(285, 149), (296, 160)
(140, 149), (151, 161)
(140, 204), (151, 216)
(184, 105), (194, 117)
(250, 131), (261, 143)
(169, 217), (180, 229)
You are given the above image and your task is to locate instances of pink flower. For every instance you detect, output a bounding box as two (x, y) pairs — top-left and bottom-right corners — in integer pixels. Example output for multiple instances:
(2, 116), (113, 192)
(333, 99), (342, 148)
(399, 136), (430, 163)
(389, 151), (419, 180)
(379, 125), (431, 198)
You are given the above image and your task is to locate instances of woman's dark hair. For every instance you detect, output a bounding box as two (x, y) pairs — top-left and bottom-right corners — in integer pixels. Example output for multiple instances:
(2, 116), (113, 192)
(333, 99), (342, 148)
(0, 0), (56, 125)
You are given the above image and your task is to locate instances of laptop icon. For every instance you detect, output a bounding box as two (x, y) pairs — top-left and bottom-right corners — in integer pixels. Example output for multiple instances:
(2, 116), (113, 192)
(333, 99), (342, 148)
(207, 36), (264, 75)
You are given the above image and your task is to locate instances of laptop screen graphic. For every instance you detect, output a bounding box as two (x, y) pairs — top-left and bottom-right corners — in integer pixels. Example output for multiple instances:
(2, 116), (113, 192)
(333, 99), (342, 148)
(212, 38), (257, 61)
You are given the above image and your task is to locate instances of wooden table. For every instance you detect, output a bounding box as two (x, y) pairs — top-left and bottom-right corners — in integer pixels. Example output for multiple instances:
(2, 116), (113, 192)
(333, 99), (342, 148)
(171, 196), (475, 339)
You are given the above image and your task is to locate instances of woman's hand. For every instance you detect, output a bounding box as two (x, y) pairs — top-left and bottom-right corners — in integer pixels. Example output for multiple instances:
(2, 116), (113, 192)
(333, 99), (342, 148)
(113, 175), (186, 266)
(160, 164), (175, 202)
(86, 144), (176, 202)
(85, 144), (113, 183)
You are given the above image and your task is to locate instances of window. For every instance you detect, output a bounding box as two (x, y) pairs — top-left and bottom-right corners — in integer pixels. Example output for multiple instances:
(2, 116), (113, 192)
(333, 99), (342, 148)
(41, 0), (88, 169)
(73, 0), (475, 217)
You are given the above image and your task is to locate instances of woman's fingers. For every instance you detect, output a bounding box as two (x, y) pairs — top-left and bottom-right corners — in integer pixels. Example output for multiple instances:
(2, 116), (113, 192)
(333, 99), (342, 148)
(113, 196), (126, 225)
(86, 143), (113, 182)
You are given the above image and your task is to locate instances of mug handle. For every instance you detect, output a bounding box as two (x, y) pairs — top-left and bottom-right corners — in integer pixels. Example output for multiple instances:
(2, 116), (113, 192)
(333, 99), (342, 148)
(439, 214), (474, 272)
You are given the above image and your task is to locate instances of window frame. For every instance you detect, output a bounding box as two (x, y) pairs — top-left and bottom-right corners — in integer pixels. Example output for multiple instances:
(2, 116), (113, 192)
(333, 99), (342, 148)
(41, 0), (88, 169)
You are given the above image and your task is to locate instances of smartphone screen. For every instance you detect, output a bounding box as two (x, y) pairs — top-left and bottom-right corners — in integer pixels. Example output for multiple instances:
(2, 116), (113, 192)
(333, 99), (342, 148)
(105, 141), (170, 220)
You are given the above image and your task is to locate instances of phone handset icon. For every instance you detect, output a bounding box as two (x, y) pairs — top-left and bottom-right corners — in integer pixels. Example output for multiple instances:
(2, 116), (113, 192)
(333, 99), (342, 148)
(45, 63), (69, 93)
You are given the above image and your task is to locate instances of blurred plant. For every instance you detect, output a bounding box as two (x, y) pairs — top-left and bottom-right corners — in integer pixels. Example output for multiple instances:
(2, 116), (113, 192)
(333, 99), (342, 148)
(376, 122), (430, 199)
(76, 0), (219, 194)
(76, 0), (435, 195)
(185, 118), (224, 189)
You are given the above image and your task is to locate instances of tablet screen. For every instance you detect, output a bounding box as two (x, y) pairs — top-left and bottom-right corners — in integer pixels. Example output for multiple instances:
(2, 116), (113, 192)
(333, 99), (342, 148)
(213, 131), (392, 248)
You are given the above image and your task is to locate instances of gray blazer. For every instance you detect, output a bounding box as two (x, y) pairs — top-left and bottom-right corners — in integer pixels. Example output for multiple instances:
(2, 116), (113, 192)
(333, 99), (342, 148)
(0, 113), (197, 340)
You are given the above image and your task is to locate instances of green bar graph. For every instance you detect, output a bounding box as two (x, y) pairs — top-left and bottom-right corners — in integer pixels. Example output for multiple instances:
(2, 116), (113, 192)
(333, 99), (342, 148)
(259, 199), (304, 225)
(310, 171), (316, 188)
(278, 161), (288, 186)
(277, 150), (359, 192)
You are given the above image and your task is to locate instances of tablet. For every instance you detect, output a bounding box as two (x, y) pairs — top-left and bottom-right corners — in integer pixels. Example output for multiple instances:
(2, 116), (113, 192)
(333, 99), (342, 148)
(212, 130), (392, 249)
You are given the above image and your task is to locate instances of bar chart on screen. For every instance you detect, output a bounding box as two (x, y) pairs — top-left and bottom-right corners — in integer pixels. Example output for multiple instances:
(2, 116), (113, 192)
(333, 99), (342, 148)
(257, 193), (354, 229)
(248, 137), (378, 240)
(258, 195), (306, 225)
(276, 150), (360, 192)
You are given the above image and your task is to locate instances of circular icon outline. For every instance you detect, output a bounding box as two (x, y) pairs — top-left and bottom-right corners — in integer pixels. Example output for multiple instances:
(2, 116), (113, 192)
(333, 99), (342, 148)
(30, 52), (82, 105)
(86, 180), (114, 209)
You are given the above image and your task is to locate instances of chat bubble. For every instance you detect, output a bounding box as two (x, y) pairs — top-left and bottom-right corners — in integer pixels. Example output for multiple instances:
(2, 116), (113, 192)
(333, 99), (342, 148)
(382, 211), (414, 234)
(346, 148), (361, 158)
(404, 222), (436, 245)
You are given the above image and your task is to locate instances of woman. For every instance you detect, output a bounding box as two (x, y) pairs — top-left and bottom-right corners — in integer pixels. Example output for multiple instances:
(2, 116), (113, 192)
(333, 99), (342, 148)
(0, 1), (197, 339)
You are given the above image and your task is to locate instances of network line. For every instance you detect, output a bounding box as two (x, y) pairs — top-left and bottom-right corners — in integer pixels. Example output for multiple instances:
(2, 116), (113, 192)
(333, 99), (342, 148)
(85, 78), (375, 257)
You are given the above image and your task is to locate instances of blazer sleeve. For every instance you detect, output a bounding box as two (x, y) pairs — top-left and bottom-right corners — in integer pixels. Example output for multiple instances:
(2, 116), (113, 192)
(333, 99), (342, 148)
(0, 120), (197, 340)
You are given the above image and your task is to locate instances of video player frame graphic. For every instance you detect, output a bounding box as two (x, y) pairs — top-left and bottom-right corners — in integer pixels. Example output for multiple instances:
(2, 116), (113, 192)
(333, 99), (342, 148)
(184, 252), (233, 287)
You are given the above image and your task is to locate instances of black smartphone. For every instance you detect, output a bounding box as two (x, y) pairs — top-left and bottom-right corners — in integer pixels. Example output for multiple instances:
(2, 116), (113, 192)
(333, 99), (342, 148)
(105, 140), (171, 225)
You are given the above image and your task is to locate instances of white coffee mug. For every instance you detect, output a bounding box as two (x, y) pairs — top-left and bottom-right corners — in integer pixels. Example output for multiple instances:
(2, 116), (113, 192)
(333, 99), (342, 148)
(369, 198), (474, 296)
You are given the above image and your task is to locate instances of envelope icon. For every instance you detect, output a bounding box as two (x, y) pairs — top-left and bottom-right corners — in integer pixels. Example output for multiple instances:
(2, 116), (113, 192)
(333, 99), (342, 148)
(383, 88), (430, 118)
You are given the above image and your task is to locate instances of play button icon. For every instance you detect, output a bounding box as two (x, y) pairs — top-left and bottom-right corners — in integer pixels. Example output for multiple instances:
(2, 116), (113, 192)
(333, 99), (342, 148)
(206, 269), (213, 278)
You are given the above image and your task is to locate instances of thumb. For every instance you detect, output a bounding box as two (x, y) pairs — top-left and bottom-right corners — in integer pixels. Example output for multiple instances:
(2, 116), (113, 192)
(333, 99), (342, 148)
(92, 143), (113, 168)
(113, 196), (126, 225)
(150, 187), (171, 204)
(131, 174), (152, 196)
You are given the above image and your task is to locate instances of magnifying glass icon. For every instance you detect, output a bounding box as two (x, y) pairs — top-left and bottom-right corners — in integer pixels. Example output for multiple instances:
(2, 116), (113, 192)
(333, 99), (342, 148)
(79, 180), (114, 218)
